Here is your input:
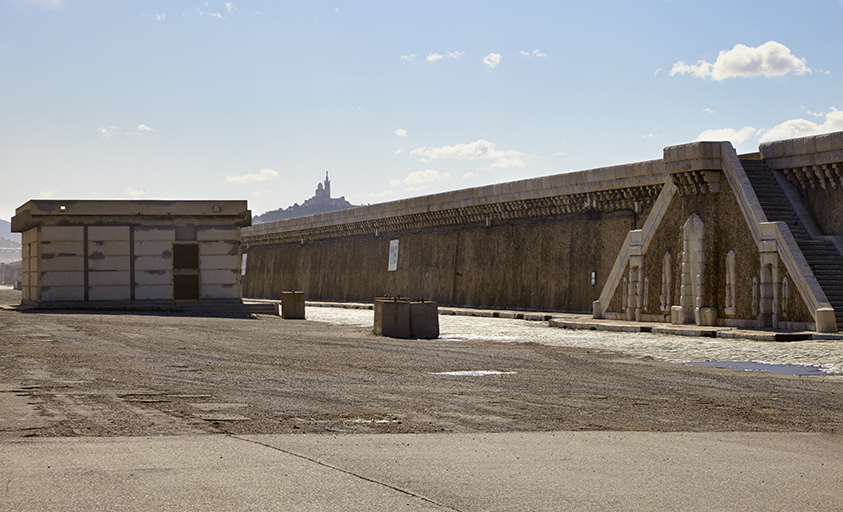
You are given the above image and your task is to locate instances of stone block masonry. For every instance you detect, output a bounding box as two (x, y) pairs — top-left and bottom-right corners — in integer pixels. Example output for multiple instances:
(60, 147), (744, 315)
(242, 131), (843, 332)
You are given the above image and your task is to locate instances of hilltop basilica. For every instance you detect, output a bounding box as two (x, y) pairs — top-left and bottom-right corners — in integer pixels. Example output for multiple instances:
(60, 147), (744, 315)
(253, 172), (356, 223)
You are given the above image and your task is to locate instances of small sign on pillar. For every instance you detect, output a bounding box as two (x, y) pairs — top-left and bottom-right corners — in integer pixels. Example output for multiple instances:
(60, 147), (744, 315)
(388, 239), (399, 272)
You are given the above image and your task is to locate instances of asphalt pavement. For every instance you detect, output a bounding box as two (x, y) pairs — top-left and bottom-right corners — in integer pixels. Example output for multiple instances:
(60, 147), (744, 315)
(2, 431), (842, 511)
(3, 286), (843, 511)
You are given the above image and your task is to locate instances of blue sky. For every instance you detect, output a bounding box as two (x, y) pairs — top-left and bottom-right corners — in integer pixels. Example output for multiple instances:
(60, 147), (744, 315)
(2, 0), (842, 221)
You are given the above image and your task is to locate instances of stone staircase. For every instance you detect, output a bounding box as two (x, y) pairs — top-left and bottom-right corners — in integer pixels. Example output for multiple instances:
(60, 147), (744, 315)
(741, 159), (843, 329)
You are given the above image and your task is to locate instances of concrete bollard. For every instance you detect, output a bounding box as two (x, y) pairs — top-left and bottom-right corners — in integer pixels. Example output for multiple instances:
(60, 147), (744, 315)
(277, 291), (305, 319)
(374, 298), (438, 339)
(374, 298), (411, 338)
(410, 301), (439, 339)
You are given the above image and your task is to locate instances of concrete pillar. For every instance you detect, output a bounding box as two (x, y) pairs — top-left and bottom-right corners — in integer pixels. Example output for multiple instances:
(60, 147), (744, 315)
(277, 291), (305, 319)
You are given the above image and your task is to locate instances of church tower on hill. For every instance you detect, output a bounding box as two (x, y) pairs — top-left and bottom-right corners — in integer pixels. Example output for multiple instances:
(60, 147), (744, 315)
(315, 172), (331, 199)
(252, 171), (355, 223)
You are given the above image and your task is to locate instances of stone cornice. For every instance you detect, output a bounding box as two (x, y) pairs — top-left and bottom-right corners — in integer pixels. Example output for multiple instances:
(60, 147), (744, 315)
(244, 160), (667, 247)
(782, 163), (843, 191)
(760, 131), (843, 170)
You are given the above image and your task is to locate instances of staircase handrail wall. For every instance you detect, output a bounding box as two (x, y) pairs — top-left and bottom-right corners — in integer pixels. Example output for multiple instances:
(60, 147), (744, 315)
(593, 179), (677, 318)
(720, 143), (836, 332)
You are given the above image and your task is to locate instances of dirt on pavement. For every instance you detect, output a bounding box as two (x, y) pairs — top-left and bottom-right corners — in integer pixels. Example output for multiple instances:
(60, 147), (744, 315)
(1, 288), (843, 438)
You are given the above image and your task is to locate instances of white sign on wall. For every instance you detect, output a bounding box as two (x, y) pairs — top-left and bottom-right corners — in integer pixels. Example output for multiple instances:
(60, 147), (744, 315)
(388, 239), (399, 272)
(241, 253), (248, 275)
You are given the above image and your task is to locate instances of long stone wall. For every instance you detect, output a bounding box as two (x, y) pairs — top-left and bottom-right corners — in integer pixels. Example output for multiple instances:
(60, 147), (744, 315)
(242, 131), (843, 332)
(243, 159), (664, 312)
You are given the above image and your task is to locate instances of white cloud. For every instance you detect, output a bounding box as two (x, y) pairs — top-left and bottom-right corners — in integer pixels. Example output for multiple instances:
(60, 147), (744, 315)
(38, 190), (58, 198)
(394, 149), (403, 155)
(702, 108), (714, 114)
(98, 126), (116, 138)
(394, 128), (407, 138)
(519, 49), (546, 58)
(698, 107), (843, 145)
(670, 41), (810, 81)
(122, 187), (145, 198)
(123, 124), (156, 138)
(376, 190), (395, 198)
(462, 172), (477, 180)
(759, 107), (843, 142)
(654, 68), (661, 76)
(695, 126), (758, 143)
(400, 54), (417, 61)
(410, 139), (524, 169)
(483, 53), (502, 70)
(390, 170), (451, 189)
(426, 51), (463, 62)
(224, 2), (236, 13)
(552, 151), (568, 156)
(155, 13), (165, 21)
(208, 12), (223, 19)
(225, 168), (279, 184)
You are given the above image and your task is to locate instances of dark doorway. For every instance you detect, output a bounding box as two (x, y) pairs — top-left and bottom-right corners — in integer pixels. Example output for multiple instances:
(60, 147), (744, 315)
(173, 243), (200, 300)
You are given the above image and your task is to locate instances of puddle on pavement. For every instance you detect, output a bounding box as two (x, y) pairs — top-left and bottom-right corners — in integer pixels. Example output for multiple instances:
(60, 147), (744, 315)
(683, 361), (841, 375)
(432, 370), (517, 377)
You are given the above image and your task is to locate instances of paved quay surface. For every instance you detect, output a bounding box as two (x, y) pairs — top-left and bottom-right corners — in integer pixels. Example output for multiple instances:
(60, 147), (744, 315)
(304, 301), (843, 374)
(305, 299), (843, 342)
(3, 431), (843, 511)
(2, 287), (843, 511)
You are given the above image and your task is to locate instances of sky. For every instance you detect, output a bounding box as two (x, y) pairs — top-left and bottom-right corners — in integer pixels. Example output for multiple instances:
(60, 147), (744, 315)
(1, 0), (842, 221)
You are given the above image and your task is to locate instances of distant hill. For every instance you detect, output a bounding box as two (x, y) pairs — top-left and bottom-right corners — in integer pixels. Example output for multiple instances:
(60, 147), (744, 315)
(253, 173), (357, 224)
(254, 198), (356, 223)
(0, 219), (20, 243)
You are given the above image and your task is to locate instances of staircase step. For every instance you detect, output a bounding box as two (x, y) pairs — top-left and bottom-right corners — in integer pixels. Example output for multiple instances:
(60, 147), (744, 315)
(741, 158), (843, 329)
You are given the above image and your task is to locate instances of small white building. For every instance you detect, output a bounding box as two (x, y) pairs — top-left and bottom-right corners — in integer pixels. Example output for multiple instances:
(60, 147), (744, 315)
(11, 200), (251, 307)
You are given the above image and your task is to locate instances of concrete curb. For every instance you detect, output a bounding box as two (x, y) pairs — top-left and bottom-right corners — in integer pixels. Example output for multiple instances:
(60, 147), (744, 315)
(244, 299), (843, 342)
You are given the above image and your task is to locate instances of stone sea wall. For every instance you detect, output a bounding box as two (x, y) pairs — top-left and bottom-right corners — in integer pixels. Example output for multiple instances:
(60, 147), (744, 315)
(242, 132), (843, 331)
(243, 160), (664, 313)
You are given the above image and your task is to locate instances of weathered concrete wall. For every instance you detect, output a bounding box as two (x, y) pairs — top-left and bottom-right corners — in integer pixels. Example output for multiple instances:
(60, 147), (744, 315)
(245, 210), (639, 312)
(12, 200), (250, 306)
(243, 132), (843, 331)
(612, 171), (811, 326)
(243, 158), (664, 312)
